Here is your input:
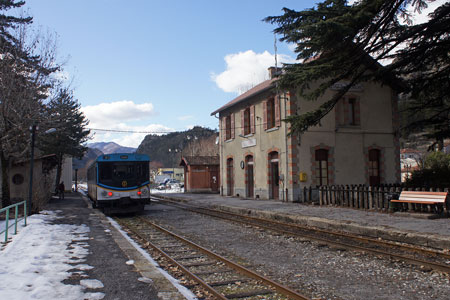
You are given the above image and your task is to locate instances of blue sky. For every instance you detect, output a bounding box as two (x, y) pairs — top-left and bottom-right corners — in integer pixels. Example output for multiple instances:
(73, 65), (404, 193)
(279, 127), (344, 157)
(20, 0), (441, 147)
(19, 0), (313, 147)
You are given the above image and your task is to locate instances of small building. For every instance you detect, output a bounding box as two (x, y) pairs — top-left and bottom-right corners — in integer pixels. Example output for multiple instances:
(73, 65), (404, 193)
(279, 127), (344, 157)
(5, 154), (58, 209)
(400, 148), (422, 161)
(157, 167), (184, 182)
(180, 156), (220, 193)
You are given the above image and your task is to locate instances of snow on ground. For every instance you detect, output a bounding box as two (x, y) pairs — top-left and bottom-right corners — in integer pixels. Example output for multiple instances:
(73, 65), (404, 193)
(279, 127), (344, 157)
(0, 203), (197, 300)
(0, 211), (102, 300)
(150, 187), (184, 194)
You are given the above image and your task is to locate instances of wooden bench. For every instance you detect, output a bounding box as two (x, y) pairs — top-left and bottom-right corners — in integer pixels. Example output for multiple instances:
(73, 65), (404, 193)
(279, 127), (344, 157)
(391, 191), (448, 214)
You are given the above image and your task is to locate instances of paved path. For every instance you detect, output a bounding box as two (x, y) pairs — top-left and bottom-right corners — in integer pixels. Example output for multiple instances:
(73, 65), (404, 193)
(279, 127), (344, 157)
(46, 193), (187, 300)
(154, 193), (450, 250)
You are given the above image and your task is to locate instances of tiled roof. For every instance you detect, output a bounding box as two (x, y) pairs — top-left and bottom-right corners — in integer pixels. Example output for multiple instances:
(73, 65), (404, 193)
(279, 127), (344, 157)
(210, 78), (277, 115)
(180, 156), (219, 166)
(400, 148), (421, 153)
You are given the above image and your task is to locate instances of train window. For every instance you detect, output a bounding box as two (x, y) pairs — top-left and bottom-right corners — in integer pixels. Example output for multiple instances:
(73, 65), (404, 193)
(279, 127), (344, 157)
(99, 164), (113, 180)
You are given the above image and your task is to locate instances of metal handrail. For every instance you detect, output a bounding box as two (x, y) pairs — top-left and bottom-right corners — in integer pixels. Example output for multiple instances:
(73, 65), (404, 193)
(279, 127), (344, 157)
(0, 201), (27, 243)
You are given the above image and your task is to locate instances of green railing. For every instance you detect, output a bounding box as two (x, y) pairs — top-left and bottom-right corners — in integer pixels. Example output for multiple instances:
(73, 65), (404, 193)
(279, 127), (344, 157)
(0, 201), (27, 243)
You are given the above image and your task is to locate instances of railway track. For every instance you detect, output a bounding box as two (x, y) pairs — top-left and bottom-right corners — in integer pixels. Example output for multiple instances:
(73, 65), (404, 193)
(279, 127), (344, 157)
(151, 196), (450, 274)
(115, 216), (310, 300)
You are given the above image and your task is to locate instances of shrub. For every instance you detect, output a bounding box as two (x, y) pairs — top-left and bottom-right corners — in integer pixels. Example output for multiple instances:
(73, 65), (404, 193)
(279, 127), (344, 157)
(406, 152), (450, 187)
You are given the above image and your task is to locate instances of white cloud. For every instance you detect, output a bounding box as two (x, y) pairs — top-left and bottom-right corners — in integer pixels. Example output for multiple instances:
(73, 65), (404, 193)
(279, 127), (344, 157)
(211, 50), (296, 94)
(82, 100), (172, 148)
(82, 100), (155, 128)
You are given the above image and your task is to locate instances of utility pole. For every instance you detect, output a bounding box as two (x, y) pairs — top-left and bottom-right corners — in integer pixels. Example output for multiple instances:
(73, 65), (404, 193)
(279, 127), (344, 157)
(27, 124), (37, 215)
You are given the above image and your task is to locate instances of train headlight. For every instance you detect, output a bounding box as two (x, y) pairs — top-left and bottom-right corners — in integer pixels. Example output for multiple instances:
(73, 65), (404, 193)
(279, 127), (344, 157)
(141, 189), (148, 196)
(101, 191), (107, 197)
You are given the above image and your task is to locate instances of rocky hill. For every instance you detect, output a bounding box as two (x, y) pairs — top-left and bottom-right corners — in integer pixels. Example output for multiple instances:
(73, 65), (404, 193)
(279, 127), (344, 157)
(88, 142), (136, 154)
(136, 126), (218, 168)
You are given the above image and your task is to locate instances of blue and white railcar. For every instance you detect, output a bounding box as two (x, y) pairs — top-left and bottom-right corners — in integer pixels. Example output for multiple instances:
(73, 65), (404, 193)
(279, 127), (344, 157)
(87, 153), (150, 214)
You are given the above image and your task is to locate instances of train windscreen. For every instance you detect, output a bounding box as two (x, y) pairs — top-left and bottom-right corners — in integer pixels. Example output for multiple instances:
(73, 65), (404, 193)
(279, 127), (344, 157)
(98, 161), (149, 188)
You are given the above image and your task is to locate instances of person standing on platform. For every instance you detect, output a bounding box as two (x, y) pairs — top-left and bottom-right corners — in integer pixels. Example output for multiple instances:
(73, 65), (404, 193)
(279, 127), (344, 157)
(58, 182), (65, 200)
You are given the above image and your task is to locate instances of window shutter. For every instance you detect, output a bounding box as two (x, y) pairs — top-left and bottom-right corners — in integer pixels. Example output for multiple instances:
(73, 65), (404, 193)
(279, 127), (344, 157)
(263, 100), (268, 130)
(241, 109), (245, 136)
(250, 105), (255, 134)
(335, 99), (342, 126)
(231, 113), (235, 139)
(222, 117), (226, 141)
(343, 98), (349, 125)
(275, 95), (281, 127)
(355, 99), (361, 125)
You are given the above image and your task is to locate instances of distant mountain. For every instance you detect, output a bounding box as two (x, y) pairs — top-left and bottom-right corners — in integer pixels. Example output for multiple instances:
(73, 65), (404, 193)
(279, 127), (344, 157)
(72, 148), (103, 180)
(88, 142), (136, 154)
(137, 126), (218, 168)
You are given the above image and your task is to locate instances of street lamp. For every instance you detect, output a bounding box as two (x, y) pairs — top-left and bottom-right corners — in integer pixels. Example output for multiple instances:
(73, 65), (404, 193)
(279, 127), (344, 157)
(27, 126), (56, 215)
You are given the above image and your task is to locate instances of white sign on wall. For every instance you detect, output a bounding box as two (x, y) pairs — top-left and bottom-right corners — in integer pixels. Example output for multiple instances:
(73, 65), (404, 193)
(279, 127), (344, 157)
(330, 82), (363, 92)
(242, 138), (256, 148)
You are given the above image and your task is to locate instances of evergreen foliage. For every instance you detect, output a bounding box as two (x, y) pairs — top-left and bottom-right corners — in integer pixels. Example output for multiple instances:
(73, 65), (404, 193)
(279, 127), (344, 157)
(38, 88), (91, 189)
(265, 0), (449, 142)
(406, 152), (450, 187)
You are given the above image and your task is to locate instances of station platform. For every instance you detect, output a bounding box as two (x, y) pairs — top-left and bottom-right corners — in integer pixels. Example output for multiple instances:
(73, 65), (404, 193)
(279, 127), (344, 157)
(43, 192), (189, 300)
(153, 192), (450, 250)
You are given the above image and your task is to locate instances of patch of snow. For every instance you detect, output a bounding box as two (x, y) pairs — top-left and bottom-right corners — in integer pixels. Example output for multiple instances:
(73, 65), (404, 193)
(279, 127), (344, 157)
(138, 277), (154, 284)
(83, 292), (105, 300)
(0, 211), (94, 299)
(80, 279), (104, 289)
(126, 260), (134, 265)
(73, 264), (94, 271)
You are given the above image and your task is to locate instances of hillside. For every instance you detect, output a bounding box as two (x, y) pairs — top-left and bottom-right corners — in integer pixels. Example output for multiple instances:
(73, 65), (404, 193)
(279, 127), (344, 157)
(72, 148), (103, 180)
(88, 142), (136, 154)
(137, 126), (218, 167)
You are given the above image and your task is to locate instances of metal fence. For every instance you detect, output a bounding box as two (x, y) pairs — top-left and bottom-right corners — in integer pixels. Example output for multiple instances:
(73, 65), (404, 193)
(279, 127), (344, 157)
(300, 185), (449, 214)
(0, 201), (27, 243)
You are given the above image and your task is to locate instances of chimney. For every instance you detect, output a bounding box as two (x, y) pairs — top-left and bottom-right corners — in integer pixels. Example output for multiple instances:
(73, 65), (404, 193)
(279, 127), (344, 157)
(268, 66), (280, 79)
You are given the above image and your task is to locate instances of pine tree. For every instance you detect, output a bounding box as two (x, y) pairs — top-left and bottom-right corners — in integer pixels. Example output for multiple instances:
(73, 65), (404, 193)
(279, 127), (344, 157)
(38, 88), (91, 190)
(265, 0), (449, 143)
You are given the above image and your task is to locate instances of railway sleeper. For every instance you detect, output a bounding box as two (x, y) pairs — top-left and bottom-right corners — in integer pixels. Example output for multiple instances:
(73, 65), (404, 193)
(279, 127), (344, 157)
(183, 261), (218, 267)
(194, 269), (234, 276)
(175, 255), (205, 260)
(224, 289), (274, 299)
(208, 279), (250, 287)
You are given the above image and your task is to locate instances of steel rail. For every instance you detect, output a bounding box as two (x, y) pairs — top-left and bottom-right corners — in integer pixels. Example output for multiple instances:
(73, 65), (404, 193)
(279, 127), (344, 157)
(153, 196), (450, 274)
(115, 218), (228, 300)
(137, 216), (310, 300)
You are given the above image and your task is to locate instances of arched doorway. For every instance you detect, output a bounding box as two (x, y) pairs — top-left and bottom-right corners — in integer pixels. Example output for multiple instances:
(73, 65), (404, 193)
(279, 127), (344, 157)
(245, 155), (254, 198)
(268, 152), (279, 200)
(226, 158), (234, 196)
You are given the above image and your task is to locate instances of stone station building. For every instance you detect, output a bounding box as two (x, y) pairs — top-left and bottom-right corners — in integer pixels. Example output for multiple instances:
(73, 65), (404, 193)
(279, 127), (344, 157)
(211, 67), (401, 202)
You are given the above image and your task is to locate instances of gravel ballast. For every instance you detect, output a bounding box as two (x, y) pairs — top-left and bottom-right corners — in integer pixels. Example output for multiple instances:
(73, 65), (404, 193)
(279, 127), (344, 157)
(144, 203), (450, 300)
